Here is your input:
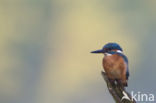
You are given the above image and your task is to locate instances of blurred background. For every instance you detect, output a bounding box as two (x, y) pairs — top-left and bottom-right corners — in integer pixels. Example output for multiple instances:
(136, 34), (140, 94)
(0, 0), (156, 103)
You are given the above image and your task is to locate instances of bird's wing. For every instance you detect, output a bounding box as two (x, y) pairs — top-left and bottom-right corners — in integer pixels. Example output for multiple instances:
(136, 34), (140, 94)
(117, 53), (129, 80)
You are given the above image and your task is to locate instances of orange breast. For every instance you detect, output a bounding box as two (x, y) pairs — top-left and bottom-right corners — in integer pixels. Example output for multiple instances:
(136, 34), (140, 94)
(103, 54), (127, 82)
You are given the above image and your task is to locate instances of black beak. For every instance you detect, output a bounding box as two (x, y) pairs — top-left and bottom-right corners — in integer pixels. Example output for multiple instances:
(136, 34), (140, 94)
(91, 49), (104, 53)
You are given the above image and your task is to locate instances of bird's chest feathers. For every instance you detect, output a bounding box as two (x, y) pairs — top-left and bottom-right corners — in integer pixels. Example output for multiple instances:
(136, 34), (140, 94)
(103, 54), (120, 67)
(103, 54), (124, 77)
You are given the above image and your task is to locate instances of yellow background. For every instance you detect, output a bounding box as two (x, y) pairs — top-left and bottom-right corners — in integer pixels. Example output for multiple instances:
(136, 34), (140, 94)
(0, 0), (156, 103)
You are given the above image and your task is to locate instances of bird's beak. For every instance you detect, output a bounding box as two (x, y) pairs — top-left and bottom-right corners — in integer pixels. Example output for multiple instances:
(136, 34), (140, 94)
(91, 49), (104, 53)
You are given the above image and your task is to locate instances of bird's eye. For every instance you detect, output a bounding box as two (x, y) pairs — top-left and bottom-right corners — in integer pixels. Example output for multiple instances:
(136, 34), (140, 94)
(105, 48), (111, 52)
(108, 48), (111, 51)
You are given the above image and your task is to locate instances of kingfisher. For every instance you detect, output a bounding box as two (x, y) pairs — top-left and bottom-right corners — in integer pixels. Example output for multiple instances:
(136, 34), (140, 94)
(91, 43), (129, 87)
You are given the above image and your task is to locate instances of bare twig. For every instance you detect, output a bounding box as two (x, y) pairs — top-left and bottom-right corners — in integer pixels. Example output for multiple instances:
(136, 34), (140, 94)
(101, 71), (136, 103)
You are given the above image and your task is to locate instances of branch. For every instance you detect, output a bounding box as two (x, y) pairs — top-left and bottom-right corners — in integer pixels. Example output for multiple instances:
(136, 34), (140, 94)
(101, 71), (136, 103)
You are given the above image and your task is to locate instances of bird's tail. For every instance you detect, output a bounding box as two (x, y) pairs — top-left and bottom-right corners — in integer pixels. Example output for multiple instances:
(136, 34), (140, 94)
(123, 81), (128, 87)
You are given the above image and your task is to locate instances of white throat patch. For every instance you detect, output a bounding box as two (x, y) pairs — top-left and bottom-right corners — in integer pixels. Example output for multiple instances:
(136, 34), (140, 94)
(104, 53), (112, 56)
(116, 50), (123, 53)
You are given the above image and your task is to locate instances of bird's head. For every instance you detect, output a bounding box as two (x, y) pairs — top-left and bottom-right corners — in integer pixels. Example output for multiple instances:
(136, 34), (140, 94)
(91, 43), (123, 54)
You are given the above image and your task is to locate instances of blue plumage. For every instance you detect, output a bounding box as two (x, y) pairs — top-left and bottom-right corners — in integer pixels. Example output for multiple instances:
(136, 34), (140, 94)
(91, 42), (130, 87)
(103, 43), (123, 51)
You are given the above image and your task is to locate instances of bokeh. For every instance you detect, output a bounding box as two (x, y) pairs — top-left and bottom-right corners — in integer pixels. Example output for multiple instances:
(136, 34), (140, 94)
(0, 0), (156, 103)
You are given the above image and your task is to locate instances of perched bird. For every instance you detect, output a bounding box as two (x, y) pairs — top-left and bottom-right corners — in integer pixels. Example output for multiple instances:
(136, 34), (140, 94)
(91, 43), (129, 87)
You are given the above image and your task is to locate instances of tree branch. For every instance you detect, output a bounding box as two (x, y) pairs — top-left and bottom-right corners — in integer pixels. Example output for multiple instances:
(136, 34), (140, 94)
(101, 71), (136, 103)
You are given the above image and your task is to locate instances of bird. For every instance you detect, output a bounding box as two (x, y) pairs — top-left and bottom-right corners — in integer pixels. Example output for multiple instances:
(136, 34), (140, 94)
(91, 43), (129, 87)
